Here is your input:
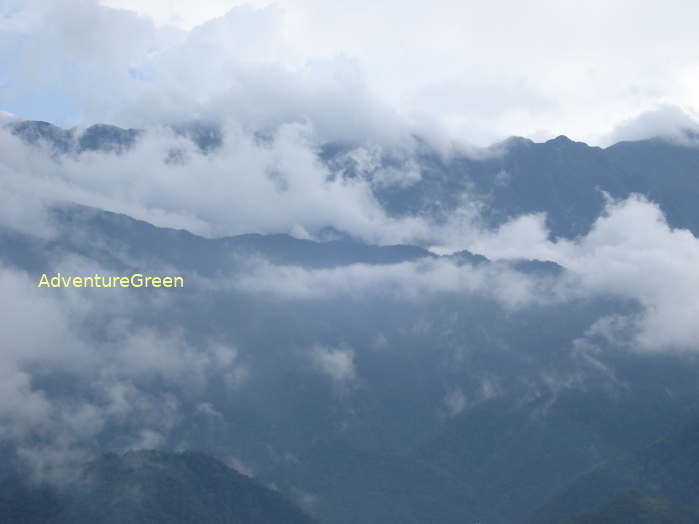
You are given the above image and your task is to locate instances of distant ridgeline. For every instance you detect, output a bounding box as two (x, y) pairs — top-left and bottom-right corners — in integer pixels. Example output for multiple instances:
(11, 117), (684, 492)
(7, 119), (699, 240)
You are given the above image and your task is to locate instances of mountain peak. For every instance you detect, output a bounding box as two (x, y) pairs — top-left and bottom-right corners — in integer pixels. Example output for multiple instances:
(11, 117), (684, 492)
(548, 134), (573, 144)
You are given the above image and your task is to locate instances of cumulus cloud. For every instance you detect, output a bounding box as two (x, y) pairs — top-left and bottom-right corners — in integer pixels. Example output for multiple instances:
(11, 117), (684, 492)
(1, 1), (410, 146)
(5, 2), (699, 254)
(4, 1), (699, 145)
(471, 195), (699, 352)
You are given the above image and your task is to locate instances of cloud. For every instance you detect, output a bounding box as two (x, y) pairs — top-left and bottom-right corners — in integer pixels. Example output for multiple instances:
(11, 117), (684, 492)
(0, 110), (18, 124)
(310, 344), (357, 390)
(222, 191), (699, 354)
(0, 260), (246, 481)
(0, 122), (442, 244)
(3, 1), (699, 479)
(232, 256), (552, 310)
(4, 109), (698, 358)
(471, 195), (699, 352)
(2, 1), (410, 146)
(4, 1), (699, 145)
(605, 105), (699, 145)
(100, 0), (270, 30)
(444, 389), (466, 418)
(227, 455), (255, 477)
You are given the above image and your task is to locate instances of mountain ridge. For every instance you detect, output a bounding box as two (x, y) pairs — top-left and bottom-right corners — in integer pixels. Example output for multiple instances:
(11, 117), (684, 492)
(0, 450), (321, 524)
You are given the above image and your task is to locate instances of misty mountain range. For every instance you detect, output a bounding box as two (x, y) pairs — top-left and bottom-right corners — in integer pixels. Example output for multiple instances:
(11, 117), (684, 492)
(8, 118), (699, 240)
(2, 119), (699, 523)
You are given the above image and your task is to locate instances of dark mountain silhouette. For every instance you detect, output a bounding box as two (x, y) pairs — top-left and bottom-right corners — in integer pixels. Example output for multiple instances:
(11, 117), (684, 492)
(0, 451), (320, 524)
(8, 120), (141, 154)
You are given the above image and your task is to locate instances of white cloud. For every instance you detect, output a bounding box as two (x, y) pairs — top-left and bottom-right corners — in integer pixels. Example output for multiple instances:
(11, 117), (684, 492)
(226, 193), (699, 354)
(310, 344), (357, 390)
(232, 257), (551, 310)
(2, 4), (699, 479)
(4, 1), (699, 145)
(100, 0), (273, 30)
(606, 105), (699, 145)
(0, 261), (246, 480)
(0, 123), (439, 244)
(471, 195), (699, 352)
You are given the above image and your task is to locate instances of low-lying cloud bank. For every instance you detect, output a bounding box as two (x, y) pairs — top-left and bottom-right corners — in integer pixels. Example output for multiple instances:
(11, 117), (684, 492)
(3, 109), (699, 346)
(0, 123), (439, 243)
(228, 195), (699, 354)
(0, 261), (245, 481)
(232, 257), (553, 310)
(3, 113), (699, 357)
(471, 195), (699, 352)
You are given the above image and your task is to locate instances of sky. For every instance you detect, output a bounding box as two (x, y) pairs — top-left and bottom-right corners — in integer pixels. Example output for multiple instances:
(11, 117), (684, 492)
(1, 0), (699, 146)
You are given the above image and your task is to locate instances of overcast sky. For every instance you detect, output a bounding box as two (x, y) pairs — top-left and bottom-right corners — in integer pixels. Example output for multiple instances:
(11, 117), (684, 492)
(2, 0), (699, 146)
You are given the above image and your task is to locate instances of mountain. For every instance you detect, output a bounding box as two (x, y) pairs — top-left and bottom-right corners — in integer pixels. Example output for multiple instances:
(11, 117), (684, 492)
(328, 132), (699, 239)
(8, 120), (141, 154)
(5, 120), (221, 155)
(8, 120), (699, 241)
(534, 417), (699, 523)
(1, 203), (436, 275)
(416, 368), (699, 524)
(3, 120), (699, 524)
(3, 201), (699, 524)
(0, 451), (320, 524)
(551, 492), (699, 524)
